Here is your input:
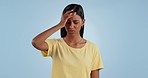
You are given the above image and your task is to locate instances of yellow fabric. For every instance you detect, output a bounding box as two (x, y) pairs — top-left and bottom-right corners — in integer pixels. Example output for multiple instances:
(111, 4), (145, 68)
(41, 38), (103, 78)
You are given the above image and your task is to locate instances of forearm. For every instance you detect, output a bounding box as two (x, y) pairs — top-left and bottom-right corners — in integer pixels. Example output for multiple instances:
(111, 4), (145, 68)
(32, 23), (63, 46)
(90, 70), (99, 78)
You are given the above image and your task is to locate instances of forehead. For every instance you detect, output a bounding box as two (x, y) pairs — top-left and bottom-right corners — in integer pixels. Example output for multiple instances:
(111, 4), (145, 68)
(69, 14), (82, 20)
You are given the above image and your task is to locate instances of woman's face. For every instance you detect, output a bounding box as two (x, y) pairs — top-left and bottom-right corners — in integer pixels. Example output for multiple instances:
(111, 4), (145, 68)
(65, 14), (85, 35)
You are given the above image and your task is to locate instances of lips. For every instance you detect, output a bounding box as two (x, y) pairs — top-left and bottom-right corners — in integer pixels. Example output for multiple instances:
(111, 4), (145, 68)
(67, 29), (75, 33)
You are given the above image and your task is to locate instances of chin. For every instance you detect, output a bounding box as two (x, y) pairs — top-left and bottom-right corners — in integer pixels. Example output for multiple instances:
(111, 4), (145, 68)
(67, 32), (77, 36)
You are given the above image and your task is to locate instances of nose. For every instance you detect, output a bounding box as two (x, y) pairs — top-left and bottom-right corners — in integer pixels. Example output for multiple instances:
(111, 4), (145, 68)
(69, 22), (74, 28)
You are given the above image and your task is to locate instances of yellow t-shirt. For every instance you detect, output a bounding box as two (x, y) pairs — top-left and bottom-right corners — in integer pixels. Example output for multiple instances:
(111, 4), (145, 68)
(41, 38), (103, 78)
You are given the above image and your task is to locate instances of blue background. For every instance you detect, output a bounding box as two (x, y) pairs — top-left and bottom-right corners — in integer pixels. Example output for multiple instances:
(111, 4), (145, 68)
(0, 0), (148, 78)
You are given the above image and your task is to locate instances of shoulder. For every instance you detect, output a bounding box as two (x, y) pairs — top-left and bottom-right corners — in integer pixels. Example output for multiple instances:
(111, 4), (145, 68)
(45, 38), (63, 43)
(46, 38), (61, 41)
(86, 39), (100, 53)
(86, 40), (98, 48)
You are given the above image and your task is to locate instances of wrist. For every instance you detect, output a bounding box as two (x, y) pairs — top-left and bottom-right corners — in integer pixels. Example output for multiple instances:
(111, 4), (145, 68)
(57, 22), (65, 28)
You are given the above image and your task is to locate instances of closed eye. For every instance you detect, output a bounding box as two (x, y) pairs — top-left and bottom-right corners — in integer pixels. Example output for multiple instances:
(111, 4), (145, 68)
(73, 20), (79, 24)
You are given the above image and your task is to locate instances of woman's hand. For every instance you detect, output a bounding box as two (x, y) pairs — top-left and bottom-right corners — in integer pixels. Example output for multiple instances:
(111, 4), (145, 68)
(59, 9), (76, 27)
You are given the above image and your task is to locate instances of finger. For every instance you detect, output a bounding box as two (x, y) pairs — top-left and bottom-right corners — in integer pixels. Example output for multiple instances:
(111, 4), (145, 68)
(65, 9), (74, 14)
(73, 12), (76, 15)
(63, 12), (73, 18)
(68, 13), (76, 18)
(70, 12), (76, 16)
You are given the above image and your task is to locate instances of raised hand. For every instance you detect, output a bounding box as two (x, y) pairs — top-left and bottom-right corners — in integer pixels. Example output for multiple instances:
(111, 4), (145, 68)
(59, 9), (76, 27)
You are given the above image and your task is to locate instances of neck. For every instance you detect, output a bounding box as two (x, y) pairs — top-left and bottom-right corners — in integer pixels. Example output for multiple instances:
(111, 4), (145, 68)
(65, 34), (82, 43)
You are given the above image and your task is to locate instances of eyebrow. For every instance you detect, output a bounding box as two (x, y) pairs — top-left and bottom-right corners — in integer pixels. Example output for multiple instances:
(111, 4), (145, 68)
(67, 19), (80, 22)
(73, 20), (79, 21)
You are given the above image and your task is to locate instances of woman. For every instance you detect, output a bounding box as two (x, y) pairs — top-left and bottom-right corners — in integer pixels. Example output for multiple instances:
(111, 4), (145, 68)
(32, 4), (103, 78)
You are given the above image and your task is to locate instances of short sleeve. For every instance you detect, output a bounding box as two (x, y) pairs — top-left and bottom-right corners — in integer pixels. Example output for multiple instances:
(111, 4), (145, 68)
(41, 38), (57, 57)
(91, 46), (104, 70)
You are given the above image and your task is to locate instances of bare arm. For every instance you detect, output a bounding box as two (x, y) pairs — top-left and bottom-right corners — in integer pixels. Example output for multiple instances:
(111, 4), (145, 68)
(32, 24), (63, 51)
(90, 69), (100, 78)
(32, 10), (75, 51)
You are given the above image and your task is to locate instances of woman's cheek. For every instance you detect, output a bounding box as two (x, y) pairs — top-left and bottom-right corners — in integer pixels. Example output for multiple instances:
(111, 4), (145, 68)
(75, 24), (81, 28)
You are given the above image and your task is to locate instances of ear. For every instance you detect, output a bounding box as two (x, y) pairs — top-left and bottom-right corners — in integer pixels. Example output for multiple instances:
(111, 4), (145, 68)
(81, 19), (85, 27)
